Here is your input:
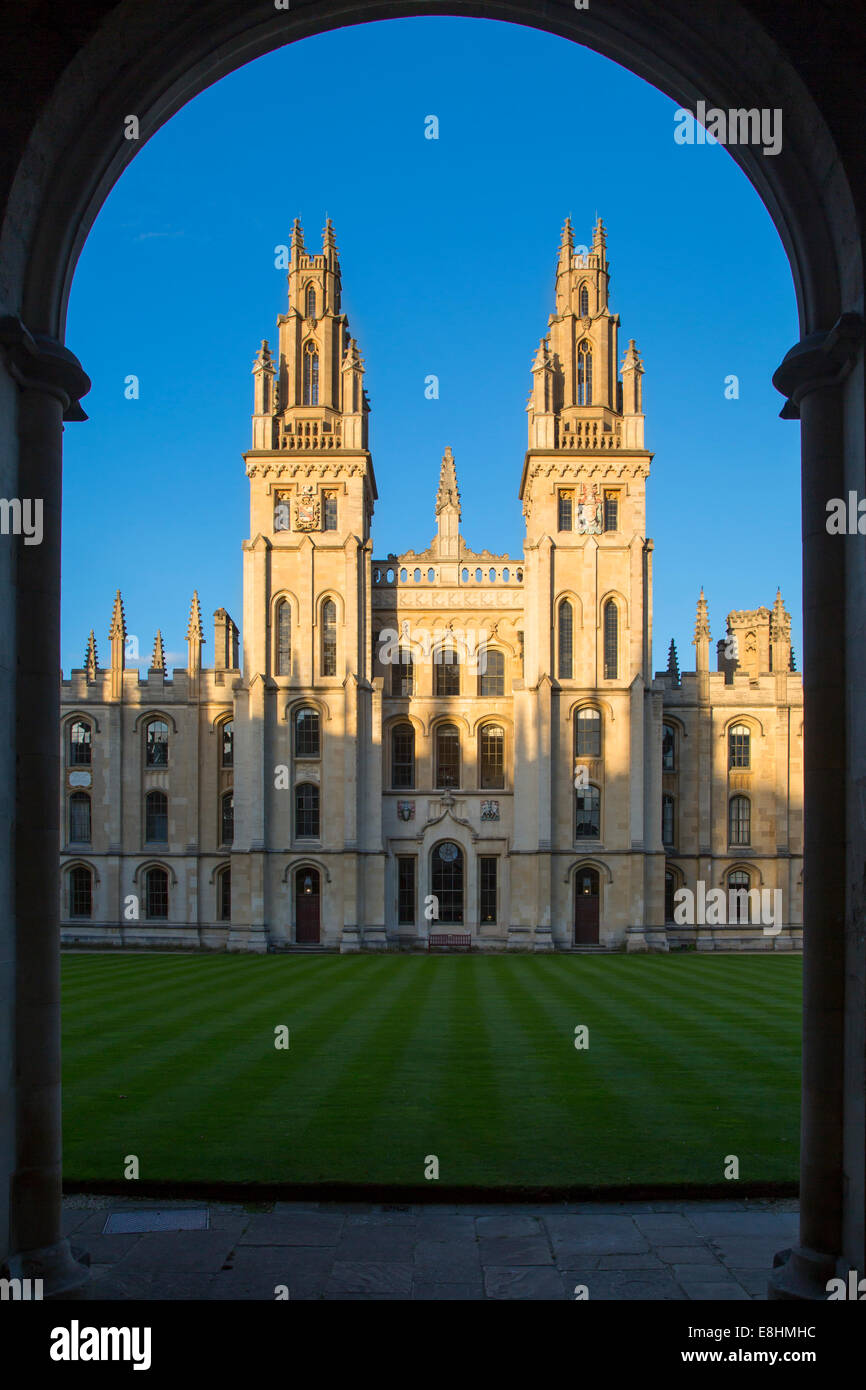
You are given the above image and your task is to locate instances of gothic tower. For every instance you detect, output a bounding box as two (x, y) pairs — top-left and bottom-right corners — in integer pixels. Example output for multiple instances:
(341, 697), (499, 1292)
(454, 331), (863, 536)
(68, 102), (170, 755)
(233, 219), (383, 950)
(517, 218), (661, 940)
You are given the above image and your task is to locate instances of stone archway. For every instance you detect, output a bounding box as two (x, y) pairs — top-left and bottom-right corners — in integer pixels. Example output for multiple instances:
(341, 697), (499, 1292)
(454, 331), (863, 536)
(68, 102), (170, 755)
(0, 0), (862, 1299)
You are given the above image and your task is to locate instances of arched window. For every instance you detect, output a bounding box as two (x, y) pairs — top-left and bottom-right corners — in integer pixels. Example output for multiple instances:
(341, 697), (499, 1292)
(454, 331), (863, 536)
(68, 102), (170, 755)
(69, 865), (92, 918)
(68, 792), (91, 843)
(321, 598), (337, 676)
(434, 642), (460, 696)
(603, 600), (618, 679)
(305, 284), (317, 318)
(277, 600), (292, 676)
(662, 793), (675, 847)
(729, 723), (751, 769)
(69, 720), (91, 765)
(577, 340), (593, 405)
(479, 649), (505, 697)
(145, 866), (169, 920)
(664, 869), (677, 924)
(579, 283), (589, 317)
(295, 783), (320, 839)
(220, 791), (234, 845)
(558, 600), (574, 680)
(727, 869), (756, 924)
(432, 841), (464, 924)
(391, 724), (415, 789)
(221, 720), (234, 768)
(728, 869), (750, 891)
(294, 707), (320, 759)
(145, 790), (168, 843)
(392, 648), (414, 697)
(303, 341), (319, 405)
(575, 707), (601, 758)
(217, 866), (231, 922)
(435, 723), (460, 789)
(729, 795), (751, 846)
(145, 719), (169, 766)
(479, 724), (505, 789)
(662, 723), (676, 770)
(575, 784), (601, 839)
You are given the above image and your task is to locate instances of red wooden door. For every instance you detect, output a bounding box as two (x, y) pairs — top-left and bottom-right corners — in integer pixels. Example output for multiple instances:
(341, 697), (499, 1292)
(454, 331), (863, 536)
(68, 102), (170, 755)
(296, 868), (320, 943)
(574, 869), (600, 944)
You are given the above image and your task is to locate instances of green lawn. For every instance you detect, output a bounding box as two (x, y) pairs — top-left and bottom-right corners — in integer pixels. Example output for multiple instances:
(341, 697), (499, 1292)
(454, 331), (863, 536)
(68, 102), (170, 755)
(61, 953), (801, 1189)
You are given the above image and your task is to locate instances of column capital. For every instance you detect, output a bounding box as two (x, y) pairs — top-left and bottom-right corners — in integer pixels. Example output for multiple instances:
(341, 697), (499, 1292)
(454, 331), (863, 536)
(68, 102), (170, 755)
(0, 316), (90, 420)
(773, 313), (863, 419)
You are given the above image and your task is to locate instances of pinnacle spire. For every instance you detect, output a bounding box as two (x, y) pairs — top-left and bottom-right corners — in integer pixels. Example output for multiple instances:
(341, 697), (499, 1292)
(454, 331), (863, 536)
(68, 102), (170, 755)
(85, 629), (98, 681)
(693, 588), (711, 644)
(666, 638), (680, 684)
(186, 589), (204, 641)
(151, 630), (166, 673)
(109, 589), (126, 640)
(436, 446), (461, 519)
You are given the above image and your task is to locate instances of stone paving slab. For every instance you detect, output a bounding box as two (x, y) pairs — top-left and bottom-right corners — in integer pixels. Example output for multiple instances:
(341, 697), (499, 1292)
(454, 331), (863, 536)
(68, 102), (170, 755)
(71, 1197), (792, 1301)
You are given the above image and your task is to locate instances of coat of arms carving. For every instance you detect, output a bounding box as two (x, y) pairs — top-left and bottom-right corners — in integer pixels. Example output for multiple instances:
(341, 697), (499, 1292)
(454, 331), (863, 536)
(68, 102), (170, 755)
(575, 482), (603, 535)
(397, 800), (415, 822)
(294, 484), (321, 531)
(481, 799), (500, 821)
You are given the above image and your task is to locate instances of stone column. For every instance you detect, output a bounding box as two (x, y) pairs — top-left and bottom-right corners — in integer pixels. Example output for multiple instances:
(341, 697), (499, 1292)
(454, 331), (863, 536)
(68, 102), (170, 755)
(769, 314), (863, 1299)
(0, 320), (90, 1295)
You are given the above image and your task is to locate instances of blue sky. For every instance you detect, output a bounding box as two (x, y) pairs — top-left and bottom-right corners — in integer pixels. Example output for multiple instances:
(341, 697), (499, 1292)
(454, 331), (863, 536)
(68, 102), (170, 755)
(62, 15), (801, 676)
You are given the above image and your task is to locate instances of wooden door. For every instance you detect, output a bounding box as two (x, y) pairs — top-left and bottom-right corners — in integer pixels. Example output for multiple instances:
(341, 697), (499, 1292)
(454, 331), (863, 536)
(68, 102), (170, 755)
(574, 869), (600, 944)
(296, 868), (320, 943)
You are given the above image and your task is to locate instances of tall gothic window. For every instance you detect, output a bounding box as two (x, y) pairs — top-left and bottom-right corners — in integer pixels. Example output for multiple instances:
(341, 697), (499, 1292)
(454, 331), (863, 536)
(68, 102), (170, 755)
(434, 643), (460, 697)
(69, 865), (92, 918)
(479, 724), (505, 789)
(277, 600), (292, 676)
(145, 790), (168, 844)
(575, 784), (601, 839)
(480, 856), (498, 923)
(729, 723), (751, 769)
(391, 724), (415, 789)
(397, 856), (416, 926)
(69, 792), (91, 843)
(729, 795), (751, 846)
(662, 793), (675, 847)
(294, 707), (320, 759)
(392, 648), (414, 698)
(295, 783), (320, 839)
(579, 284), (590, 317)
(323, 493), (338, 531)
(220, 791), (234, 845)
(435, 724), (460, 789)
(662, 723), (676, 771)
(305, 284), (317, 318)
(603, 600), (618, 679)
(577, 340), (593, 406)
(603, 491), (619, 532)
(303, 341), (319, 406)
(321, 599), (337, 676)
(69, 720), (91, 765)
(221, 720), (234, 768)
(145, 719), (169, 767)
(576, 708), (601, 758)
(558, 600), (574, 680)
(558, 491), (573, 531)
(218, 866), (231, 922)
(145, 867), (169, 920)
(479, 649), (505, 697)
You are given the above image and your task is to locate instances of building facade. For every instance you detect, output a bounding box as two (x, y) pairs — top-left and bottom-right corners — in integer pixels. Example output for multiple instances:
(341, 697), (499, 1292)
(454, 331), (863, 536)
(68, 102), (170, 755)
(59, 219), (803, 952)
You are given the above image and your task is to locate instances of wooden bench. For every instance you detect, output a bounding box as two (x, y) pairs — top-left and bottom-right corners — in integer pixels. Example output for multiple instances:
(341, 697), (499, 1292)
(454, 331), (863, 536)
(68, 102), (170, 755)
(427, 933), (472, 951)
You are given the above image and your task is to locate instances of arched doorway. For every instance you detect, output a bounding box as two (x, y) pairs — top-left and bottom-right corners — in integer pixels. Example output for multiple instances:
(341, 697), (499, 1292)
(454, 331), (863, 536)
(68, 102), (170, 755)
(0, 0), (862, 1304)
(432, 841), (464, 926)
(295, 866), (320, 944)
(574, 867), (600, 945)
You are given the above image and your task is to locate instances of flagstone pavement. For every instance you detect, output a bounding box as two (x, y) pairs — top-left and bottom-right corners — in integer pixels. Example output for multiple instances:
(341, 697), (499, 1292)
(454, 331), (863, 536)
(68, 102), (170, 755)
(62, 1196), (799, 1300)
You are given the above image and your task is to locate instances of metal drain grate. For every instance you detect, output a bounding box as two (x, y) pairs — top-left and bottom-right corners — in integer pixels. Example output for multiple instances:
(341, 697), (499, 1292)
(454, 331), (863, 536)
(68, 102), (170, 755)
(103, 1208), (210, 1234)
